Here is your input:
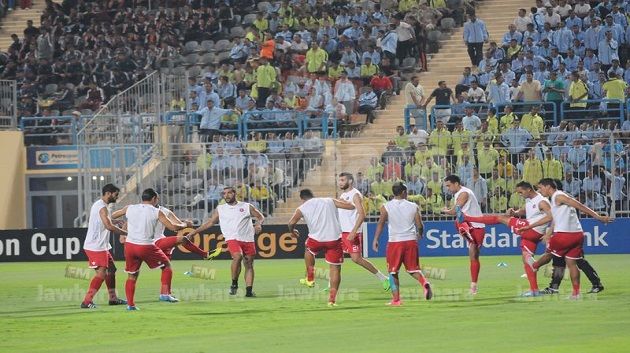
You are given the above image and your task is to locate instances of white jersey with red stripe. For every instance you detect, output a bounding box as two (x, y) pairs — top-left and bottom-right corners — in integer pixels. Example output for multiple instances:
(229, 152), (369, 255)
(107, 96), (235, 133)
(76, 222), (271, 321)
(153, 206), (174, 241)
(384, 199), (419, 242)
(298, 198), (342, 242)
(217, 202), (255, 242)
(84, 199), (111, 251)
(454, 186), (484, 228)
(525, 193), (550, 235)
(338, 188), (362, 233)
(125, 204), (161, 245)
(551, 190), (583, 232)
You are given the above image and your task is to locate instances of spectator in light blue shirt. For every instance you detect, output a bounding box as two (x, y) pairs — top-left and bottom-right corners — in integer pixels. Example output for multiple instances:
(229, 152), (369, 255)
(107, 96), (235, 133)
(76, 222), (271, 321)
(463, 13), (488, 66)
(562, 173), (582, 197)
(501, 119), (532, 155)
(380, 25), (398, 60)
(196, 100), (233, 140)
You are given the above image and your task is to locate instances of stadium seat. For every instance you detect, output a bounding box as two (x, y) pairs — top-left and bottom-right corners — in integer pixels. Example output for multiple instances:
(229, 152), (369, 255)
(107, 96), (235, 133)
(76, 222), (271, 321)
(242, 14), (257, 25)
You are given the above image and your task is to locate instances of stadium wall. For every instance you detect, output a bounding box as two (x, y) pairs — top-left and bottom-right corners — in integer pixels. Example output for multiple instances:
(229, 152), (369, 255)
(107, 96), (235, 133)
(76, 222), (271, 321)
(0, 131), (26, 229)
(0, 220), (628, 261)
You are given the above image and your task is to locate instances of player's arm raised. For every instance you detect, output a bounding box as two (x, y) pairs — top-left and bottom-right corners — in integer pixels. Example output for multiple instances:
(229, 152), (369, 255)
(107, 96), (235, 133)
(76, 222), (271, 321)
(158, 210), (187, 232)
(347, 193), (365, 242)
(167, 211), (194, 228)
(415, 206), (424, 240)
(372, 205), (388, 252)
(99, 207), (127, 235)
(287, 208), (303, 238)
(250, 204), (265, 235)
(110, 205), (128, 219)
(333, 198), (355, 210)
(517, 200), (553, 233)
(442, 192), (468, 215)
(557, 193), (613, 223)
(188, 210), (219, 238)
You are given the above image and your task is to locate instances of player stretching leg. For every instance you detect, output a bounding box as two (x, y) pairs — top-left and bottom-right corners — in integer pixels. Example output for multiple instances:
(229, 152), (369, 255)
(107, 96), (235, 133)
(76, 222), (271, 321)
(337, 172), (390, 291)
(456, 181), (551, 296)
(373, 182), (432, 306)
(518, 179), (612, 299)
(81, 184), (128, 309)
(288, 189), (354, 306)
(115, 204), (209, 302)
(120, 189), (187, 310)
(189, 187), (265, 297)
(442, 175), (486, 295)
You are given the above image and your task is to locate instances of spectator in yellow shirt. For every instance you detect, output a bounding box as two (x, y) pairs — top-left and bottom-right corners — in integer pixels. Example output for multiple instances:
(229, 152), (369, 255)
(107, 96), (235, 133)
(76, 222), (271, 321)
(486, 107), (499, 135)
(366, 157), (385, 180)
(519, 105), (545, 139)
(488, 169), (507, 193)
(602, 72), (628, 112)
(415, 143), (432, 164)
(421, 157), (445, 180)
(304, 41), (328, 74)
(489, 188), (508, 213)
(428, 120), (451, 156)
(508, 191), (525, 209)
(253, 13), (269, 32)
(477, 142), (499, 178)
(542, 150), (563, 180)
(404, 155), (423, 179)
(499, 105), (517, 132)
(568, 71), (588, 108)
(425, 188), (445, 215)
(408, 193), (427, 210)
(495, 154), (513, 177)
(523, 149), (543, 185)
(427, 171), (443, 196)
(451, 121), (472, 156)
(251, 181), (274, 215)
(245, 132), (268, 153)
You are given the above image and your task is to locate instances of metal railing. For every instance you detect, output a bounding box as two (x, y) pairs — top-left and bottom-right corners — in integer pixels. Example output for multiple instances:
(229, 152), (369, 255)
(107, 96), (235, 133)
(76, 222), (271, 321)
(0, 80), (17, 129)
(560, 99), (625, 124)
(357, 130), (629, 221)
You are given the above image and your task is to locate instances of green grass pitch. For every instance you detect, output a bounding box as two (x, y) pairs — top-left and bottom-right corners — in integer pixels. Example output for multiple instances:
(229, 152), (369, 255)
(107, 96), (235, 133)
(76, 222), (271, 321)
(1, 255), (629, 353)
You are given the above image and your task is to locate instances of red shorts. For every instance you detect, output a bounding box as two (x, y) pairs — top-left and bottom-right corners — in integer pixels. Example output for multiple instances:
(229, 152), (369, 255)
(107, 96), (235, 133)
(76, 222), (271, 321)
(84, 249), (115, 269)
(455, 221), (485, 247)
(547, 232), (584, 259)
(508, 218), (544, 254)
(154, 236), (179, 259)
(341, 232), (363, 254)
(124, 243), (170, 273)
(386, 240), (420, 273)
(226, 240), (256, 257)
(305, 237), (344, 265)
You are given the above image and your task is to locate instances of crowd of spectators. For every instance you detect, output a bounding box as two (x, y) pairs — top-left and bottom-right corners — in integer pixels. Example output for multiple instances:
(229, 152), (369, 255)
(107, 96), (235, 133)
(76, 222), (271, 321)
(0, 0), (473, 136)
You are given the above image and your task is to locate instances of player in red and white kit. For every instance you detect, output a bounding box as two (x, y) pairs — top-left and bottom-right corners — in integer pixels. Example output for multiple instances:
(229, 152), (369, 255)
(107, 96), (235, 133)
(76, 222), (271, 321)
(373, 182), (432, 306)
(288, 189), (354, 306)
(518, 178), (612, 299)
(80, 184), (128, 309)
(118, 188), (187, 310)
(337, 172), (390, 291)
(189, 186), (265, 297)
(456, 181), (551, 296)
(441, 175), (486, 295)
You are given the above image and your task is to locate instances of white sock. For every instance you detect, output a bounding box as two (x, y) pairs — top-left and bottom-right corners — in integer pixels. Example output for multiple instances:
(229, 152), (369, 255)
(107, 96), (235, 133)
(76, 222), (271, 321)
(375, 271), (388, 281)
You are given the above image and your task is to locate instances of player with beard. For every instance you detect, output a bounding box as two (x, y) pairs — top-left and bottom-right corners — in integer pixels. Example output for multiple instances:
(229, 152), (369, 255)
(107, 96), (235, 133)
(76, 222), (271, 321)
(81, 184), (128, 309)
(337, 172), (390, 291)
(189, 187), (265, 297)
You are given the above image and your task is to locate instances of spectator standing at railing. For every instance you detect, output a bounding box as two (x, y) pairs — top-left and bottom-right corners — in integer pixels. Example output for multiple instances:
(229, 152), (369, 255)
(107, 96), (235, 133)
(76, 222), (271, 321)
(516, 70), (542, 103)
(458, 154), (475, 185)
(563, 172), (583, 198)
(485, 73), (511, 108)
(603, 168), (627, 211)
(542, 150), (564, 180)
(355, 172), (370, 196)
(467, 167), (488, 211)
(463, 12), (488, 67)
(489, 188), (508, 213)
(582, 169), (603, 195)
(567, 71), (589, 119)
(519, 105), (545, 139)
(404, 76), (425, 127)
(425, 187), (444, 216)
(462, 107), (482, 132)
(424, 80), (456, 124)
(602, 72), (627, 113)
(196, 99), (234, 142)
(543, 71), (565, 120)
(477, 141), (499, 179)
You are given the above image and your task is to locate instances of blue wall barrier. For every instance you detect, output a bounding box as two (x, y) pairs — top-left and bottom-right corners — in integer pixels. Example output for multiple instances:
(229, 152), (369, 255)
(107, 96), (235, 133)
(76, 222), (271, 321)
(366, 218), (629, 258)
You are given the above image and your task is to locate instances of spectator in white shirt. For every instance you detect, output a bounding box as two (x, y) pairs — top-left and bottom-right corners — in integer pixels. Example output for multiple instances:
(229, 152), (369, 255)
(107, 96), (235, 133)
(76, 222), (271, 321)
(462, 107), (482, 132)
(404, 76), (425, 127)
(334, 72), (357, 116)
(467, 81), (486, 103)
(514, 8), (533, 32)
